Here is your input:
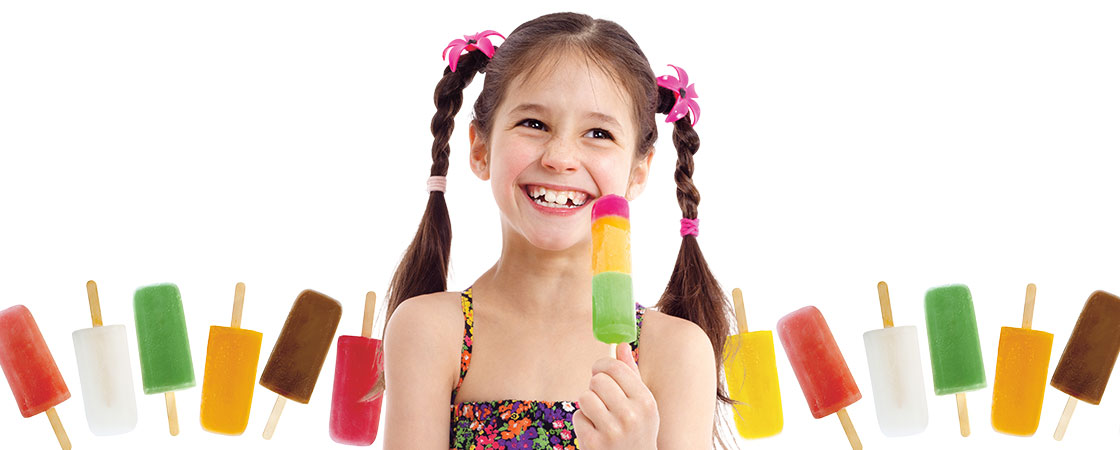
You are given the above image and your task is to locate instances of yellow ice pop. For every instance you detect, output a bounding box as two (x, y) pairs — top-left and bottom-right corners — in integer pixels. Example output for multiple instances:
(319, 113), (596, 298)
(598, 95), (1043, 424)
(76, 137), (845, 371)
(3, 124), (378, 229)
(722, 288), (782, 439)
(199, 283), (263, 435)
(991, 284), (1053, 436)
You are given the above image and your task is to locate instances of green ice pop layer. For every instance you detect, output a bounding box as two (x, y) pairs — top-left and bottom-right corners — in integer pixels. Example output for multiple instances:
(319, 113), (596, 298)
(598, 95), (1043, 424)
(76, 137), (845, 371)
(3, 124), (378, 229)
(592, 271), (636, 344)
(925, 284), (986, 395)
(134, 283), (196, 394)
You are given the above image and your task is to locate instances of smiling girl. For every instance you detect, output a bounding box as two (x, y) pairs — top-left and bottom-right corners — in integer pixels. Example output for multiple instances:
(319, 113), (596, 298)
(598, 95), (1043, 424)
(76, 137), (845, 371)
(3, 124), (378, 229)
(380, 12), (731, 449)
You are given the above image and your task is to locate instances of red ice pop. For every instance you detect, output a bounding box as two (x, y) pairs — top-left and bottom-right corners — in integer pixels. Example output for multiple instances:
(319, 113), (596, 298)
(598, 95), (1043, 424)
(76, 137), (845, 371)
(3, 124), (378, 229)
(0, 305), (73, 449)
(329, 291), (384, 445)
(778, 306), (862, 449)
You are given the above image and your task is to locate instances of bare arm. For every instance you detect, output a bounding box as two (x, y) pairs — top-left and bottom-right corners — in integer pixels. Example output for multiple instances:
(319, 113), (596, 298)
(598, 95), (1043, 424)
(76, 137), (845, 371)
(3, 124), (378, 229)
(382, 293), (460, 449)
(643, 313), (718, 448)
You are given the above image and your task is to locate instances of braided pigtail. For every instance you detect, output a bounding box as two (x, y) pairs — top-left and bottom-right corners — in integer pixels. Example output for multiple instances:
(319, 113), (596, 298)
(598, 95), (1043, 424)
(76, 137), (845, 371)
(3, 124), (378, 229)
(369, 48), (493, 399)
(386, 50), (490, 316)
(654, 79), (735, 444)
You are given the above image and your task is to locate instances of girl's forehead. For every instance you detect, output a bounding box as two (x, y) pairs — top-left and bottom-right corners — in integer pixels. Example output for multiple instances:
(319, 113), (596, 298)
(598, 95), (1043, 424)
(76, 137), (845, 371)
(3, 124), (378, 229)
(502, 48), (635, 122)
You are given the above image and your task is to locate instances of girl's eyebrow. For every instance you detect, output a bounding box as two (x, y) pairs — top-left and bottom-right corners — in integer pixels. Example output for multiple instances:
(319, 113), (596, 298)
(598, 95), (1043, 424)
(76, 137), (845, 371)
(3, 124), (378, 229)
(509, 103), (621, 128)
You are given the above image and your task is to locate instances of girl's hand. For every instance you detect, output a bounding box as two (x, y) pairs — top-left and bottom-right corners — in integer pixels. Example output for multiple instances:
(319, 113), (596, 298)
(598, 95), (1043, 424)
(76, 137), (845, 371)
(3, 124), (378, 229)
(572, 343), (660, 449)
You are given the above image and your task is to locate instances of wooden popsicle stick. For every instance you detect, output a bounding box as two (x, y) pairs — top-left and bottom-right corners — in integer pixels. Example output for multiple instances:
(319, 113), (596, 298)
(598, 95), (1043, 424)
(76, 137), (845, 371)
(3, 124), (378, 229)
(262, 396), (287, 439)
(956, 392), (970, 437)
(231, 282), (246, 329)
(45, 408), (71, 450)
(836, 408), (862, 450)
(732, 288), (748, 333)
(165, 391), (179, 436)
(86, 280), (103, 327)
(1022, 283), (1037, 330)
(362, 291), (377, 338)
(877, 281), (894, 328)
(1053, 396), (1078, 440)
(609, 343), (618, 360)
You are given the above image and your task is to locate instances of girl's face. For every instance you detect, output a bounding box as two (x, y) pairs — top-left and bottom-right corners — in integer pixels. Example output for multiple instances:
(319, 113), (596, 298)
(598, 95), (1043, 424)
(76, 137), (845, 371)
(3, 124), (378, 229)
(469, 50), (653, 252)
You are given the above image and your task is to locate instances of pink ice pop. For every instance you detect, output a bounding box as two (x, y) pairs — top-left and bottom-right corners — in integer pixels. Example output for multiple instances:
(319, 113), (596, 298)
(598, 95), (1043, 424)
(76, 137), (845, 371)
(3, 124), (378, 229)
(778, 306), (862, 449)
(0, 305), (73, 449)
(329, 292), (384, 445)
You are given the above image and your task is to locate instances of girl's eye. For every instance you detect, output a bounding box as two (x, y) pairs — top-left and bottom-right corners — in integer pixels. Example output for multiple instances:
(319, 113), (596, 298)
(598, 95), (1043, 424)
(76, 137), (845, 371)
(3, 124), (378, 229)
(585, 128), (614, 140)
(518, 118), (547, 131)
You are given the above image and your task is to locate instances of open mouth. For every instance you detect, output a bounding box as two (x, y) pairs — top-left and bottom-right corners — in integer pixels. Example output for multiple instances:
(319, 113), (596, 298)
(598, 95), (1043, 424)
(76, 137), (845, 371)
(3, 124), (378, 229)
(522, 184), (592, 209)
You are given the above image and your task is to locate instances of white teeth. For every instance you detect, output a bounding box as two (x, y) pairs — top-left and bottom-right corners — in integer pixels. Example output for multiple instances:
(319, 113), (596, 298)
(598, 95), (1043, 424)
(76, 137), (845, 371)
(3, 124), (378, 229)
(526, 185), (591, 208)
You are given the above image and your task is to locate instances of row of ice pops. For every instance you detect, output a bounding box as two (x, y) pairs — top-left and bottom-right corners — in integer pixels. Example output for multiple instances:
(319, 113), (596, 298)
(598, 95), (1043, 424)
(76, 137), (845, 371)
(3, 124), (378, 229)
(0, 281), (384, 449)
(722, 283), (1120, 448)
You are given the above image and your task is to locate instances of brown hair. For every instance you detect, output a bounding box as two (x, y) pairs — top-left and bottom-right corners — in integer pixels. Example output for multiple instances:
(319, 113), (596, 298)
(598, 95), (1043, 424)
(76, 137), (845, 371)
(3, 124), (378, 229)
(378, 12), (734, 447)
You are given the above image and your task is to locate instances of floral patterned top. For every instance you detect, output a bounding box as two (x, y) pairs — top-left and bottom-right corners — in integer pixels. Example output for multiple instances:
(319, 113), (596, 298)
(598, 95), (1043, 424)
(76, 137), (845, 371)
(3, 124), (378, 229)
(450, 287), (646, 449)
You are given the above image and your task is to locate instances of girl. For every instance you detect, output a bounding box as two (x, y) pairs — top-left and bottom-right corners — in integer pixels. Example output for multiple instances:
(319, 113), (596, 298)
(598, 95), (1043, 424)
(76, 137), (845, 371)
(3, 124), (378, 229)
(381, 12), (732, 449)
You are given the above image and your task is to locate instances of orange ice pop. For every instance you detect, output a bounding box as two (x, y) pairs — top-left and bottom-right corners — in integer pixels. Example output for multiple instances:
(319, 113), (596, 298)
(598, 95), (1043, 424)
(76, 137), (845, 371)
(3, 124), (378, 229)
(990, 283), (1053, 436)
(199, 282), (263, 435)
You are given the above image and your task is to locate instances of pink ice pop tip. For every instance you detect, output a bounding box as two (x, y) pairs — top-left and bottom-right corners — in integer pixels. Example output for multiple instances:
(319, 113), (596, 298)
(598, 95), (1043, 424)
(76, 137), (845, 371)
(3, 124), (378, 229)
(591, 194), (629, 221)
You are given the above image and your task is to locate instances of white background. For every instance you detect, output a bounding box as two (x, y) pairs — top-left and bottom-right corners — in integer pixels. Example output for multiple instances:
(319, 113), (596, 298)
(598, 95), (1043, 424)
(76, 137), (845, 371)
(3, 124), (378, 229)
(2, 1), (1119, 449)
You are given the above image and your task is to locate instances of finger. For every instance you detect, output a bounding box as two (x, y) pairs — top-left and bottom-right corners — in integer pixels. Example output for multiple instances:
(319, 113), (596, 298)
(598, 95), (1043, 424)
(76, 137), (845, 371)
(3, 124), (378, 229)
(577, 388), (618, 434)
(588, 371), (627, 412)
(616, 341), (639, 373)
(572, 409), (596, 432)
(592, 357), (649, 401)
(571, 411), (600, 449)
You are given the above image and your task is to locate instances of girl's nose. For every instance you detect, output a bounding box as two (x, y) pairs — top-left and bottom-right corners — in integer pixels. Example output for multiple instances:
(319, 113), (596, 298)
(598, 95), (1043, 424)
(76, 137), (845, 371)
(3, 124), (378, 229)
(540, 138), (579, 174)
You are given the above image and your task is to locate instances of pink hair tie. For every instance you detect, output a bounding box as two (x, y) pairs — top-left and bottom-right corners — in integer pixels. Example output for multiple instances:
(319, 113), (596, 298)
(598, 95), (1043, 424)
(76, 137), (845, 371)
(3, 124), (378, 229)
(442, 30), (505, 72)
(656, 64), (700, 127)
(427, 176), (447, 193)
(680, 218), (699, 237)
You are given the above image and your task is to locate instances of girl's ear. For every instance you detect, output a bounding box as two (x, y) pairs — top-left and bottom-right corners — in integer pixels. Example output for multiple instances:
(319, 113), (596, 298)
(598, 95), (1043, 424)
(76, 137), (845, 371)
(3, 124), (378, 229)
(468, 122), (490, 180)
(625, 147), (655, 201)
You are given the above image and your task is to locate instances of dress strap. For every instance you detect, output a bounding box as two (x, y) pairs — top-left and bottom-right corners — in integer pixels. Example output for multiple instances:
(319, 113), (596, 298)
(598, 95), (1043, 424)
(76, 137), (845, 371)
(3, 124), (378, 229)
(630, 303), (647, 363)
(451, 288), (475, 403)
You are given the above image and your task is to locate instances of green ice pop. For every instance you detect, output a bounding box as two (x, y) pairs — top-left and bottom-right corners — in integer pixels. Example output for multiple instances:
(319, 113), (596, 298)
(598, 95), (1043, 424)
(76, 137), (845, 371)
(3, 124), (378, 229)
(925, 284), (985, 437)
(924, 285), (986, 394)
(134, 283), (195, 436)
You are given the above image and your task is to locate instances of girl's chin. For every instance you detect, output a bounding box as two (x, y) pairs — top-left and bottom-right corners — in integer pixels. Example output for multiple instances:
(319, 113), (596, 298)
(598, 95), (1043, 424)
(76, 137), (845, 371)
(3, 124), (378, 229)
(518, 229), (590, 253)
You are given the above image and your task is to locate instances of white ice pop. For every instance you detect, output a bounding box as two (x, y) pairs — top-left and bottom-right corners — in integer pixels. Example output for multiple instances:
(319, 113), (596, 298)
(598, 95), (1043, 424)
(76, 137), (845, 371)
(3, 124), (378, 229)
(862, 282), (928, 437)
(71, 281), (138, 435)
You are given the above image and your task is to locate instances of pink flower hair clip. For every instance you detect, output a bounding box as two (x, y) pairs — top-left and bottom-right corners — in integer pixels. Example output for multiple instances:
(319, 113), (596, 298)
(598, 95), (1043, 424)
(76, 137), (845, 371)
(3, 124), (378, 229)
(442, 30), (506, 72)
(656, 64), (700, 126)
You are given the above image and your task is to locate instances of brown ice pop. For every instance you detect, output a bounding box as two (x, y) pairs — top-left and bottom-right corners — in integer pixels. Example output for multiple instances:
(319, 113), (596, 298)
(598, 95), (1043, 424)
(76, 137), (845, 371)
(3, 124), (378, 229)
(1050, 290), (1120, 440)
(260, 290), (342, 439)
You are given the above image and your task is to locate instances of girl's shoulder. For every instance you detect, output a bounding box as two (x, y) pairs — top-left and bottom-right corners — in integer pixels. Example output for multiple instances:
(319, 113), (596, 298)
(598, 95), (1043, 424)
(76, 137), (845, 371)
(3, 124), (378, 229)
(634, 308), (716, 387)
(385, 290), (465, 342)
(383, 291), (466, 386)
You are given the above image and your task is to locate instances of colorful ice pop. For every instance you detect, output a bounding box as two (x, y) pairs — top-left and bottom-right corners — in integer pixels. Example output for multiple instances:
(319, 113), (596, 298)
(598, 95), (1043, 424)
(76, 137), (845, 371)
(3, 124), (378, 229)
(991, 283), (1053, 436)
(862, 281), (928, 437)
(0, 305), (73, 449)
(200, 282), (263, 435)
(1050, 290), (1120, 440)
(722, 288), (782, 439)
(777, 306), (862, 449)
(329, 291), (384, 446)
(924, 284), (985, 437)
(261, 289), (343, 439)
(71, 280), (138, 435)
(591, 194), (636, 345)
(134, 282), (196, 436)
